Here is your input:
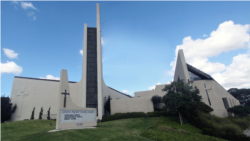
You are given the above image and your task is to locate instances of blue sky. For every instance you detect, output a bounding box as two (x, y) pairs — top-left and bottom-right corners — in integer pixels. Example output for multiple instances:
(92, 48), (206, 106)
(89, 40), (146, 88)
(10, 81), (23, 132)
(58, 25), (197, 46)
(1, 1), (250, 97)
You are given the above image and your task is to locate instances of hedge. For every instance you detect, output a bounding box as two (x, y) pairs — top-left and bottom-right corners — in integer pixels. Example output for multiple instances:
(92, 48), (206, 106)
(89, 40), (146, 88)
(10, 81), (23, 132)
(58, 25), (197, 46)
(102, 111), (174, 122)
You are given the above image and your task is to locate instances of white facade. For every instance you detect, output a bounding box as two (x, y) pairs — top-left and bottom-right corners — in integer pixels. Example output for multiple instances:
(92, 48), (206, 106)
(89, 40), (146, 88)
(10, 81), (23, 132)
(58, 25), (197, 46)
(130, 49), (240, 118)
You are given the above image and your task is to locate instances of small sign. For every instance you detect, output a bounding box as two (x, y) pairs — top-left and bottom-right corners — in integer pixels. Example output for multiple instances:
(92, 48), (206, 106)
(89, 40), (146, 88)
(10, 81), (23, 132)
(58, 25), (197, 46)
(59, 110), (96, 123)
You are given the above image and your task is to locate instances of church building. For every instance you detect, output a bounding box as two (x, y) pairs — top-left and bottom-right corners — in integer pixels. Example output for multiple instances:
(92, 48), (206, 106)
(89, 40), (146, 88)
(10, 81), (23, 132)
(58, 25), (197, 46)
(10, 3), (132, 121)
(10, 3), (240, 122)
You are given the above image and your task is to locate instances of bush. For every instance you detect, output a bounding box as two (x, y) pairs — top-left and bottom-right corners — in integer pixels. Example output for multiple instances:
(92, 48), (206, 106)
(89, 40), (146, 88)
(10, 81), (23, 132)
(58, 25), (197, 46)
(1, 95), (17, 123)
(102, 115), (107, 122)
(102, 111), (179, 122)
(39, 107), (43, 119)
(147, 111), (168, 117)
(227, 106), (250, 117)
(151, 95), (162, 104)
(47, 107), (51, 120)
(228, 117), (250, 130)
(186, 113), (250, 141)
(101, 112), (147, 122)
(107, 112), (146, 121)
(30, 107), (35, 120)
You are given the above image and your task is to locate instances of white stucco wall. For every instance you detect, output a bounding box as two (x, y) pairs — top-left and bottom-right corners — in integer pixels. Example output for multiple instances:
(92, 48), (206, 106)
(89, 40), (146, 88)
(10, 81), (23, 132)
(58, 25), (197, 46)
(133, 79), (240, 118)
(192, 80), (240, 117)
(10, 77), (83, 121)
(10, 76), (131, 121)
(110, 96), (154, 115)
(135, 90), (166, 98)
(134, 84), (168, 98)
(174, 49), (191, 83)
(102, 79), (132, 115)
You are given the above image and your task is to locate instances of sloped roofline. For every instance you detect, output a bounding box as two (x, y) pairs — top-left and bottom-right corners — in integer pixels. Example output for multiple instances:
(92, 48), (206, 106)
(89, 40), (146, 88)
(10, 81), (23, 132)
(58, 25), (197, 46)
(186, 63), (214, 80)
(14, 76), (77, 83)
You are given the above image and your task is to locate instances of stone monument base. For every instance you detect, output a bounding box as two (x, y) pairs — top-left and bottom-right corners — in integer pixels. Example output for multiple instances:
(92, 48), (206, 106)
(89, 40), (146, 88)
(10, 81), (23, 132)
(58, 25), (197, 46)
(48, 127), (96, 133)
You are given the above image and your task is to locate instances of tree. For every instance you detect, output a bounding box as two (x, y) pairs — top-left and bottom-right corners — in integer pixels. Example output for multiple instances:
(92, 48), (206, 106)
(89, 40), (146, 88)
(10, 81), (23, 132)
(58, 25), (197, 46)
(39, 107), (43, 119)
(227, 105), (250, 117)
(151, 95), (162, 111)
(30, 107), (35, 120)
(162, 78), (213, 123)
(1, 95), (17, 123)
(228, 88), (250, 106)
(104, 96), (112, 116)
(47, 107), (51, 120)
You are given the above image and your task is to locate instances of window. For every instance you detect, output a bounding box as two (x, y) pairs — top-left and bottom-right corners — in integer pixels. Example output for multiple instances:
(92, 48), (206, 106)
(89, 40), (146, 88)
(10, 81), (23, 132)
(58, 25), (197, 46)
(188, 71), (201, 81)
(229, 98), (233, 107)
(222, 98), (230, 109)
(206, 90), (211, 106)
(232, 99), (235, 106)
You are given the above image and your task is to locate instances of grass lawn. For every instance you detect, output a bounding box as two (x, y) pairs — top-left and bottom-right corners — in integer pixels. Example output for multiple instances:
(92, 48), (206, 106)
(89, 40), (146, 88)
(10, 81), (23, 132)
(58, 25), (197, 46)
(1, 117), (227, 141)
(1, 118), (156, 141)
(141, 116), (227, 141)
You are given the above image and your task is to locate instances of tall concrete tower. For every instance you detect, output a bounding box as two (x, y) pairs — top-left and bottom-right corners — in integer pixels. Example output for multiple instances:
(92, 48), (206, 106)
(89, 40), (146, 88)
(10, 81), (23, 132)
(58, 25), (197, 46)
(81, 3), (103, 119)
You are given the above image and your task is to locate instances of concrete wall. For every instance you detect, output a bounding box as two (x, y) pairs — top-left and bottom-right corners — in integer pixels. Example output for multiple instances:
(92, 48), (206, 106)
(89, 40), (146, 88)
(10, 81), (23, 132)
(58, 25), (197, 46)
(102, 79), (132, 115)
(134, 84), (168, 98)
(133, 79), (240, 118)
(10, 77), (82, 121)
(174, 49), (191, 83)
(110, 96), (154, 115)
(135, 90), (166, 98)
(192, 80), (240, 117)
(10, 76), (131, 121)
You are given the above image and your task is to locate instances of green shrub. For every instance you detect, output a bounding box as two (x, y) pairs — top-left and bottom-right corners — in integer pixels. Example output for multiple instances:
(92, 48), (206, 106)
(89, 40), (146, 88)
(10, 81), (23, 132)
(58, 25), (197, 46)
(105, 112), (146, 121)
(147, 111), (168, 117)
(227, 106), (250, 117)
(30, 107), (35, 120)
(47, 107), (51, 120)
(39, 107), (43, 119)
(101, 115), (107, 122)
(151, 95), (162, 104)
(228, 117), (250, 130)
(102, 111), (179, 122)
(186, 113), (250, 141)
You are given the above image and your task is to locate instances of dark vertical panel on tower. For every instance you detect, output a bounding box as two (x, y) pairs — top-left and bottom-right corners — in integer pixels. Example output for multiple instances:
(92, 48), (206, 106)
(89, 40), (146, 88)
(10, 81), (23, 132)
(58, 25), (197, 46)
(86, 27), (98, 115)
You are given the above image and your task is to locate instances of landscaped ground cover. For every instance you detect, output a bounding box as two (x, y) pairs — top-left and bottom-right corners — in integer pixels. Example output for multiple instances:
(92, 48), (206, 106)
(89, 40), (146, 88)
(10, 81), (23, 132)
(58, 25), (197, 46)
(141, 116), (226, 141)
(1, 118), (156, 141)
(1, 117), (228, 141)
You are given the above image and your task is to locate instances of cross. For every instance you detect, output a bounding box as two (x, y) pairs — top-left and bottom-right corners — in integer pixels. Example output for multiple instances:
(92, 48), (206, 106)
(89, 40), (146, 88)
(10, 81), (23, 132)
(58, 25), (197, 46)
(61, 89), (70, 108)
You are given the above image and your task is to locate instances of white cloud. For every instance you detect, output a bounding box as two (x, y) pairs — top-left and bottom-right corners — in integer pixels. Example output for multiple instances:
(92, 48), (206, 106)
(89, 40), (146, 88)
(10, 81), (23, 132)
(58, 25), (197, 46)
(166, 80), (172, 85)
(169, 21), (250, 76)
(40, 75), (60, 80)
(11, 1), (18, 5)
(27, 12), (35, 16)
(122, 90), (134, 97)
(203, 34), (208, 37)
(27, 12), (36, 20)
(169, 20), (250, 89)
(123, 90), (129, 93)
(101, 37), (104, 45)
(3, 48), (18, 59)
(80, 50), (83, 56)
(149, 82), (161, 90)
(21, 2), (38, 11)
(212, 54), (250, 89)
(1, 61), (22, 75)
(11, 2), (38, 20)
